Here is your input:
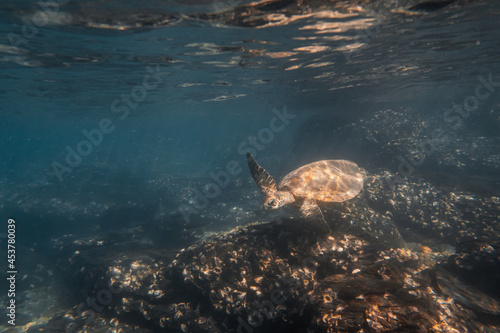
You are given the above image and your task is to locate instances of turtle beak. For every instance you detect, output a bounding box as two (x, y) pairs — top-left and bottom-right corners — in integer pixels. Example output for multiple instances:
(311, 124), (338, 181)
(264, 198), (275, 209)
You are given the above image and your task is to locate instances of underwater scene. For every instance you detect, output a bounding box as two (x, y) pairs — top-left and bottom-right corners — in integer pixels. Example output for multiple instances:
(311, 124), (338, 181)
(1, 0), (500, 331)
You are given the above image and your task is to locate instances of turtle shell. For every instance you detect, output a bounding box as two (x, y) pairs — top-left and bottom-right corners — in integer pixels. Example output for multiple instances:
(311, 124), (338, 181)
(278, 160), (365, 202)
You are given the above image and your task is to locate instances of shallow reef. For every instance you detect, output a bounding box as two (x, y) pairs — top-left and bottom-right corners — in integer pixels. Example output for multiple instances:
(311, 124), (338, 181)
(25, 213), (500, 332)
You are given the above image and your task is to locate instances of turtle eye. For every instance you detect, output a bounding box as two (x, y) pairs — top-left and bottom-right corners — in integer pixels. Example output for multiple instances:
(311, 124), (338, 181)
(267, 199), (275, 206)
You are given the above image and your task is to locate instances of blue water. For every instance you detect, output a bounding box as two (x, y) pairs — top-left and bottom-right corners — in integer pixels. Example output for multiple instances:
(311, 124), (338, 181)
(1, 0), (500, 330)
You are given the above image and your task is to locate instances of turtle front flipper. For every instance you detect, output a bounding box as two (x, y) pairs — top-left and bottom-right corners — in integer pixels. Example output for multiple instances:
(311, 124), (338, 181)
(247, 152), (277, 196)
(299, 199), (331, 234)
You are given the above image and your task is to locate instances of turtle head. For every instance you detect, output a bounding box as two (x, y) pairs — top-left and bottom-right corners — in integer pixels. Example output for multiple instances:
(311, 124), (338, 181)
(263, 191), (294, 209)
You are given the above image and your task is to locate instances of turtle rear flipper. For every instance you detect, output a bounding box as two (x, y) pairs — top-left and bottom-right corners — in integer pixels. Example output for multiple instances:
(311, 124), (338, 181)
(247, 152), (277, 196)
(300, 199), (331, 234)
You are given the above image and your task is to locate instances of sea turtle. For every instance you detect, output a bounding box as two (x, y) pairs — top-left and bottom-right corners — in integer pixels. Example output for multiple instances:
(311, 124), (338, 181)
(247, 152), (365, 230)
